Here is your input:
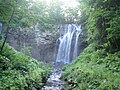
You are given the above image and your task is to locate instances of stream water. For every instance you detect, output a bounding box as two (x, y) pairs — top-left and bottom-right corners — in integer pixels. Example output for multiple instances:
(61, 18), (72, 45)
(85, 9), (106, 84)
(41, 63), (65, 90)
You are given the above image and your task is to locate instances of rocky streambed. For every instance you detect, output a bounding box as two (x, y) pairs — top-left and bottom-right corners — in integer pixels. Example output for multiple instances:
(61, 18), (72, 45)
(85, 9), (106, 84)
(41, 63), (65, 90)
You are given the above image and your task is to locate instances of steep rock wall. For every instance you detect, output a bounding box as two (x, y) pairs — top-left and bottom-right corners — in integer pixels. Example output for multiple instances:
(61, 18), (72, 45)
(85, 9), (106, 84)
(2, 23), (87, 64)
(7, 27), (59, 63)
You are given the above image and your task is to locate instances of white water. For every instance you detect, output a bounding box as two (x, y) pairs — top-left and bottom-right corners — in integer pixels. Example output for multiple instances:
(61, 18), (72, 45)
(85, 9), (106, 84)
(56, 24), (82, 64)
(0, 23), (2, 32)
(34, 22), (41, 45)
(0, 22), (4, 40)
(41, 63), (65, 90)
(73, 25), (82, 60)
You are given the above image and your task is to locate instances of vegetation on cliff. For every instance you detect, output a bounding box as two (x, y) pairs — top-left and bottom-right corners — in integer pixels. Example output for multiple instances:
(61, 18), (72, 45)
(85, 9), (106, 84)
(62, 0), (120, 90)
(0, 41), (50, 90)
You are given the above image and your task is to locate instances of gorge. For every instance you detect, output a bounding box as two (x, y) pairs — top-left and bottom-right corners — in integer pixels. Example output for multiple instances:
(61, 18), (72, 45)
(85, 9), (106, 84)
(0, 0), (120, 90)
(1, 22), (86, 90)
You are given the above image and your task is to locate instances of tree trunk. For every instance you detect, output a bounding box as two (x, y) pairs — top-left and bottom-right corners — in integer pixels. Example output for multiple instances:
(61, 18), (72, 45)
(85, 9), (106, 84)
(0, 1), (17, 52)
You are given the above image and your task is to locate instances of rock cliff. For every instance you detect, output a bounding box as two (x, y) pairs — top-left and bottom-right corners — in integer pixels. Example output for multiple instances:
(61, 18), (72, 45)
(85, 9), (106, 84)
(1, 23), (87, 63)
(7, 27), (59, 63)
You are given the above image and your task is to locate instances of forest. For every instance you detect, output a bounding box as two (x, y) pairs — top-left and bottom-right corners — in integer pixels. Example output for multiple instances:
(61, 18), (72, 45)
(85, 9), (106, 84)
(0, 0), (120, 90)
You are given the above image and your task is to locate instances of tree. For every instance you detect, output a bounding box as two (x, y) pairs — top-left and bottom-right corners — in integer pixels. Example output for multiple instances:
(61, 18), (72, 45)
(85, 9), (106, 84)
(78, 0), (120, 52)
(0, 0), (18, 52)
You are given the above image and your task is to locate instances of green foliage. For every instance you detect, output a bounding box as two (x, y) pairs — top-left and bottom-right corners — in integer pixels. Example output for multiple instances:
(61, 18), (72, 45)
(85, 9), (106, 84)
(0, 0), (81, 31)
(62, 1), (120, 90)
(0, 41), (50, 90)
(78, 0), (120, 52)
(62, 44), (120, 90)
(0, 0), (16, 23)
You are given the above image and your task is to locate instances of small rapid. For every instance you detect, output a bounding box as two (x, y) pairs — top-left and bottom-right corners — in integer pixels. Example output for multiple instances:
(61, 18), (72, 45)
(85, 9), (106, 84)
(41, 63), (65, 90)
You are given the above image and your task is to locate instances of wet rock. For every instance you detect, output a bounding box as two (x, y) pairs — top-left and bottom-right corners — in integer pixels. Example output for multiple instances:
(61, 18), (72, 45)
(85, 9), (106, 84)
(6, 28), (59, 63)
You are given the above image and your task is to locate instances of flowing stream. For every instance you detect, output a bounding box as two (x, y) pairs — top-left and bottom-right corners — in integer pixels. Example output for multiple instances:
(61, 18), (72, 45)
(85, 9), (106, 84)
(41, 24), (82, 90)
(41, 63), (65, 90)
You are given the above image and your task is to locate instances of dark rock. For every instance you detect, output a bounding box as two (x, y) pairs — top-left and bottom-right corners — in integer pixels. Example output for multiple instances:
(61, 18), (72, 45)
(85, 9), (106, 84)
(6, 27), (59, 63)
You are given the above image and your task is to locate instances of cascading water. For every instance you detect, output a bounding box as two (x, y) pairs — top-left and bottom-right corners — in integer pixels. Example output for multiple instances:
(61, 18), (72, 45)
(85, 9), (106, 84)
(73, 25), (82, 60)
(0, 23), (2, 32)
(0, 22), (4, 40)
(34, 22), (41, 45)
(56, 24), (82, 64)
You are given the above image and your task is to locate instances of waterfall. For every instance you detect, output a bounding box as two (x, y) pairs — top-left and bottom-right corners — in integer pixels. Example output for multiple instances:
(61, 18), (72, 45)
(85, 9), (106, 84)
(34, 22), (41, 44)
(73, 25), (82, 60)
(0, 23), (2, 32)
(0, 22), (3, 39)
(0, 22), (5, 40)
(56, 24), (82, 64)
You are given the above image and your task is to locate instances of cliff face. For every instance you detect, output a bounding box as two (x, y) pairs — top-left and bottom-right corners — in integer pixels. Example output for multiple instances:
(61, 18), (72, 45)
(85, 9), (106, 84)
(5, 23), (87, 64)
(7, 27), (59, 63)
